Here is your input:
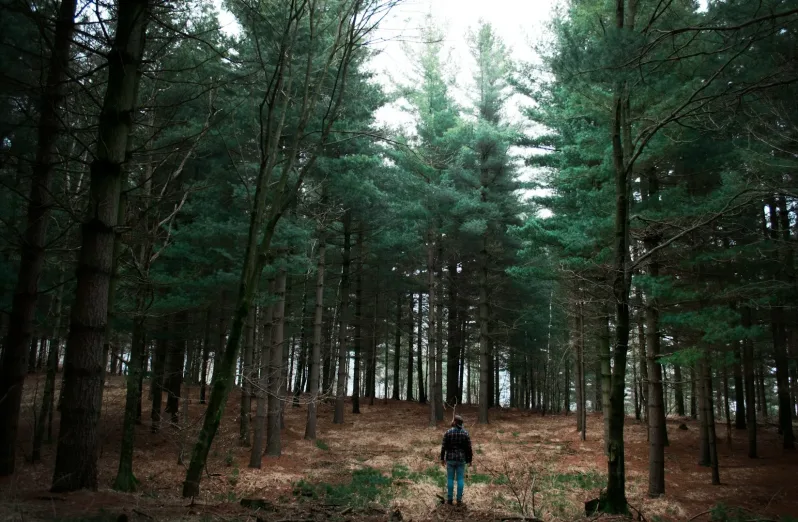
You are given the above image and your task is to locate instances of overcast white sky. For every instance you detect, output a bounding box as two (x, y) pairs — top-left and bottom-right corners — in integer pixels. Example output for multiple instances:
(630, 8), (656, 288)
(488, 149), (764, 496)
(368, 0), (562, 128)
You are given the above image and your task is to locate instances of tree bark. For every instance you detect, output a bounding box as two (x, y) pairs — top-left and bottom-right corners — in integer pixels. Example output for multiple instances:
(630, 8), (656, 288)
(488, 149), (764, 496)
(674, 363), (685, 417)
(333, 211), (352, 424)
(32, 274), (65, 462)
(0, 0), (78, 477)
(305, 236), (326, 440)
(600, 311), (612, 455)
(602, 2), (634, 504)
(165, 315), (186, 426)
(239, 306), (255, 445)
(428, 229), (437, 426)
(417, 293), (426, 404)
(250, 283), (273, 467)
(406, 294), (414, 401)
(741, 308), (757, 457)
(150, 333), (167, 434)
(112, 313), (146, 491)
(733, 341), (746, 429)
(702, 356), (720, 484)
(446, 263), (459, 405)
(200, 308), (211, 404)
(266, 270), (287, 456)
(353, 221), (364, 414)
(52, 0), (150, 491)
(478, 235), (490, 424)
(392, 293), (402, 400)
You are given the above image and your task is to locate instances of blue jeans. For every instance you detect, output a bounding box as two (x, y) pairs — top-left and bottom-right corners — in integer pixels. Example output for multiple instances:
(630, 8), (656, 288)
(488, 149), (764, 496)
(446, 461), (465, 501)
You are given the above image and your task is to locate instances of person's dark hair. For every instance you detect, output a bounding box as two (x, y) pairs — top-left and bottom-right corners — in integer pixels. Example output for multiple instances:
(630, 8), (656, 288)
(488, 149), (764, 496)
(451, 415), (464, 428)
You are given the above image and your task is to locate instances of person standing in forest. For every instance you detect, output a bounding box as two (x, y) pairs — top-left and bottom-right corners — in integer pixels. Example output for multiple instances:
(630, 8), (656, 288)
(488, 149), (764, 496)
(440, 415), (473, 506)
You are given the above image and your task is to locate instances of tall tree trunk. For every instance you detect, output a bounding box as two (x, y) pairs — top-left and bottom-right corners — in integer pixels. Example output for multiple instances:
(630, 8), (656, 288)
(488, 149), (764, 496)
(266, 271), (287, 456)
(722, 364), (732, 444)
(564, 351), (571, 414)
(200, 308), (211, 404)
(733, 341), (746, 429)
(602, 1), (634, 505)
(434, 239), (443, 420)
(32, 274), (66, 462)
(742, 308), (757, 457)
(112, 312), (146, 491)
(637, 307), (648, 424)
(406, 294), (414, 401)
(52, 0), (150, 492)
(447, 263), (459, 405)
(478, 235), (490, 424)
(698, 360), (711, 466)
(240, 307), (255, 445)
(428, 230), (437, 426)
(165, 314), (186, 426)
(645, 283), (665, 497)
(702, 356), (720, 484)
(151, 332), (167, 433)
(0, 0), (78, 477)
(600, 311), (612, 455)
(417, 293), (426, 404)
(250, 283), (273, 467)
(690, 365), (697, 419)
(392, 293), (402, 401)
(353, 221), (364, 414)
(769, 199), (795, 448)
(757, 358), (768, 418)
(333, 211), (352, 424)
(305, 236), (325, 440)
(674, 363), (685, 417)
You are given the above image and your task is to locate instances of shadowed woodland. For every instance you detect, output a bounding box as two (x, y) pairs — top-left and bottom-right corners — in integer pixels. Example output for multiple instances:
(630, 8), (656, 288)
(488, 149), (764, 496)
(1, 0), (797, 521)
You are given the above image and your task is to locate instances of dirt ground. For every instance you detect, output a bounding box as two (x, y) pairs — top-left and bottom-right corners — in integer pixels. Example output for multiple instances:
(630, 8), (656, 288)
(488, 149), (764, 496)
(1, 375), (796, 521)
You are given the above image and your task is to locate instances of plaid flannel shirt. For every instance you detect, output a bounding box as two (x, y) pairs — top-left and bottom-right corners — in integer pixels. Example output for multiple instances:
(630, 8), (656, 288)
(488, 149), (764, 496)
(440, 426), (473, 464)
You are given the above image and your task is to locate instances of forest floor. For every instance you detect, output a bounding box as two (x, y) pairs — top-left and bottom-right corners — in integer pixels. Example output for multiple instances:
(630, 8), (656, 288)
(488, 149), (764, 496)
(1, 375), (797, 522)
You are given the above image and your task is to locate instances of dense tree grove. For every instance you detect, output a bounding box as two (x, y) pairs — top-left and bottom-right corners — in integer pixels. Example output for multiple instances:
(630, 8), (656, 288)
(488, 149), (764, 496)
(0, 0), (797, 514)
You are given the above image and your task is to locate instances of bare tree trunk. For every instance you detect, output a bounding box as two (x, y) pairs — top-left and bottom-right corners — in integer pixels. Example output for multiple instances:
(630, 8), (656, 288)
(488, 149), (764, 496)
(733, 341), (746, 429)
(151, 334), (167, 434)
(674, 362), (685, 417)
(32, 274), (65, 462)
(240, 307), (255, 445)
(698, 360), (711, 466)
(333, 211), (352, 424)
(392, 293), (402, 401)
(702, 357), (720, 484)
(200, 308), (211, 404)
(353, 221), (364, 414)
(478, 235), (490, 424)
(417, 293), (426, 404)
(428, 229), (437, 426)
(0, 0), (78, 477)
(446, 263), (459, 405)
(165, 314), (186, 426)
(406, 294), (414, 401)
(600, 311), (612, 455)
(112, 311), (146, 491)
(266, 271), (287, 456)
(602, 0), (634, 503)
(52, 0), (150, 492)
(742, 309), (757, 457)
(250, 283), (273, 467)
(305, 236), (326, 440)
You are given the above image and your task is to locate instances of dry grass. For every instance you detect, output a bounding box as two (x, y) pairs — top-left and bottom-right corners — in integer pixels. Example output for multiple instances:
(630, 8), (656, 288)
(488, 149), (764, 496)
(0, 375), (796, 521)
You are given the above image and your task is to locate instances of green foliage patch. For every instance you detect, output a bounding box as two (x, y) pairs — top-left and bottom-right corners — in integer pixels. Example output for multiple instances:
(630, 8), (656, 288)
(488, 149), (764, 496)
(293, 467), (393, 508)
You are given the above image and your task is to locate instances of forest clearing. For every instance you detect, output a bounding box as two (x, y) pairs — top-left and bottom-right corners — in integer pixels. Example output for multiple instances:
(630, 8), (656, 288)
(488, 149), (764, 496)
(0, 375), (796, 522)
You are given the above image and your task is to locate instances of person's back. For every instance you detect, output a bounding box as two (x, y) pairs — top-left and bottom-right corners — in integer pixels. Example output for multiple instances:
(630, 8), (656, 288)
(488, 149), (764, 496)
(440, 415), (472, 506)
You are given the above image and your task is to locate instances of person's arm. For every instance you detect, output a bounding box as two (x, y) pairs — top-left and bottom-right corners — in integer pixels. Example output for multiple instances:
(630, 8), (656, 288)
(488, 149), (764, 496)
(440, 431), (448, 463)
(465, 433), (473, 464)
